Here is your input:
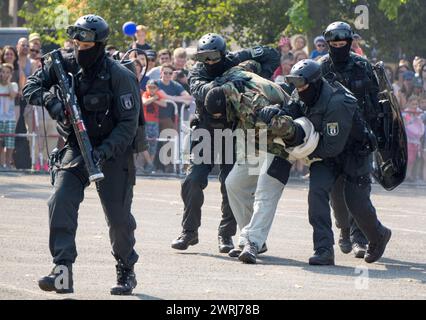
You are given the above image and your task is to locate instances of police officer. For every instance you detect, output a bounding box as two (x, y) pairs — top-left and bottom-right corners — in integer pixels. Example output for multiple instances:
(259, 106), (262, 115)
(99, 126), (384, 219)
(319, 22), (380, 257)
(282, 59), (391, 265)
(171, 33), (280, 253)
(23, 15), (140, 295)
(205, 61), (319, 264)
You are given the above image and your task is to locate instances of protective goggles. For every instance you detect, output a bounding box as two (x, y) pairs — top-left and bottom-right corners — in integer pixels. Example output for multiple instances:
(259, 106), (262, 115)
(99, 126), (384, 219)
(194, 50), (222, 63)
(66, 26), (97, 42)
(323, 29), (353, 42)
(284, 75), (307, 88)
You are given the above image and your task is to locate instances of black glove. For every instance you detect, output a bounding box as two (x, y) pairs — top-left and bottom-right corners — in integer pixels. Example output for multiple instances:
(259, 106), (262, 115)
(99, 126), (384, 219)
(256, 104), (283, 124)
(92, 148), (105, 168)
(228, 75), (251, 93)
(189, 114), (200, 129)
(45, 97), (66, 122)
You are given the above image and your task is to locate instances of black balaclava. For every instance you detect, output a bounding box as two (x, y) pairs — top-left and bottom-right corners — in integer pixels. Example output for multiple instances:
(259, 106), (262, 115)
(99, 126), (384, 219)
(298, 80), (323, 107)
(204, 57), (226, 78)
(205, 87), (229, 129)
(329, 40), (352, 64)
(75, 42), (106, 70)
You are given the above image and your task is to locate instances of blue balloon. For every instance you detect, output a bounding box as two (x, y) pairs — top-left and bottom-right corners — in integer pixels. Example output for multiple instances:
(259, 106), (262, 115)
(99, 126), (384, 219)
(122, 21), (137, 36)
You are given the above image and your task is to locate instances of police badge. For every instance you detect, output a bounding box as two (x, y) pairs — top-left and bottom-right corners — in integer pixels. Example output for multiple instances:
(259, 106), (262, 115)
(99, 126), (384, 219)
(326, 122), (339, 136)
(120, 93), (134, 110)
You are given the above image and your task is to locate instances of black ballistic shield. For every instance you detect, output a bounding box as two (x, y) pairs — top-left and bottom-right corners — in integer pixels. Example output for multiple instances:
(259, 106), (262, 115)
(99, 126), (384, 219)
(372, 61), (407, 190)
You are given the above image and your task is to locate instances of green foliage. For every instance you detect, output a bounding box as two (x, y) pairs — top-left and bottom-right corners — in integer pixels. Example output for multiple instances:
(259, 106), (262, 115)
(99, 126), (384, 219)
(378, 0), (407, 20)
(285, 0), (314, 35)
(18, 0), (425, 61)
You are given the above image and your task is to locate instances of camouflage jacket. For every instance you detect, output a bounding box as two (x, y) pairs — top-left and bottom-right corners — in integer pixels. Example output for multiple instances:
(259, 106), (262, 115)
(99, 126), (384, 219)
(220, 62), (293, 159)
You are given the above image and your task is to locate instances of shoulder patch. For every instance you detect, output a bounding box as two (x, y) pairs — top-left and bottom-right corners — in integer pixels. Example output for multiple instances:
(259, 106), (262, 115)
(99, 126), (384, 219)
(326, 122), (339, 136)
(250, 46), (264, 58)
(120, 93), (135, 110)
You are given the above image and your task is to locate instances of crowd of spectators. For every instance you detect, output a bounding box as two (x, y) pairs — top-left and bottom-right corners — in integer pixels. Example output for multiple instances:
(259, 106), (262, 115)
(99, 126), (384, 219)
(1, 25), (425, 184)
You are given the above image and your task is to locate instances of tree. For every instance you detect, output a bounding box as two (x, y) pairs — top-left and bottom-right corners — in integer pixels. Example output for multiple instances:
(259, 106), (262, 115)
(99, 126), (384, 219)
(18, 0), (425, 62)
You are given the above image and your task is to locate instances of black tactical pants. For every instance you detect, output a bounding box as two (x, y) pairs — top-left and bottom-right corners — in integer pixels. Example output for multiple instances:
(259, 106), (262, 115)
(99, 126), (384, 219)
(308, 161), (384, 250)
(181, 162), (236, 237)
(48, 145), (139, 268)
(331, 175), (368, 245)
(180, 130), (237, 237)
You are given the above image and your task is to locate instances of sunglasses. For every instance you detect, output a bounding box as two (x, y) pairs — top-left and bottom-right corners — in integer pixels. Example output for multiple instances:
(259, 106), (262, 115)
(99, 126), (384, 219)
(316, 43), (326, 48)
(194, 50), (222, 63)
(163, 71), (173, 75)
(323, 29), (353, 42)
(285, 75), (307, 87)
(66, 25), (97, 42)
(30, 49), (40, 53)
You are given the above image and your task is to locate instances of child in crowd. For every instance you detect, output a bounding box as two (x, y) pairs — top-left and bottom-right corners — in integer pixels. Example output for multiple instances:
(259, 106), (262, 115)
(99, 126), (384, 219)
(0, 63), (19, 169)
(141, 80), (167, 173)
(403, 95), (425, 182)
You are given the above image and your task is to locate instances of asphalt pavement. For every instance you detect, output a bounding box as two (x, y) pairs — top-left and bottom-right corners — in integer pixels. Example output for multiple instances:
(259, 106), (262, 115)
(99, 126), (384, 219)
(0, 172), (425, 300)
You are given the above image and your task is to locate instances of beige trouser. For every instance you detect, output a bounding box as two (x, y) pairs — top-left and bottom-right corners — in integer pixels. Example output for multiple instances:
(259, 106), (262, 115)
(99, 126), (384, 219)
(225, 152), (286, 249)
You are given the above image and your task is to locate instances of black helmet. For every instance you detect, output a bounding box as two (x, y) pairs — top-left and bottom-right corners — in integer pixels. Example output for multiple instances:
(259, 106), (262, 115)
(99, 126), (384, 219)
(197, 33), (226, 54)
(323, 21), (353, 42)
(194, 33), (226, 63)
(286, 59), (321, 87)
(67, 14), (109, 43)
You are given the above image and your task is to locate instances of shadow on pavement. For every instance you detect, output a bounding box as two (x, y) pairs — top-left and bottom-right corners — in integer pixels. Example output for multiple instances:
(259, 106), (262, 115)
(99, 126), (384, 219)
(134, 293), (163, 300)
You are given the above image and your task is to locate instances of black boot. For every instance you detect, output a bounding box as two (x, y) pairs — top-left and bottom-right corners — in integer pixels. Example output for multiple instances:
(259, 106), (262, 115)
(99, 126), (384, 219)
(229, 243), (267, 258)
(365, 227), (392, 263)
(38, 263), (73, 294)
(110, 263), (137, 295)
(338, 228), (352, 254)
(352, 242), (367, 258)
(171, 230), (199, 250)
(218, 236), (234, 253)
(238, 241), (258, 264)
(309, 248), (335, 265)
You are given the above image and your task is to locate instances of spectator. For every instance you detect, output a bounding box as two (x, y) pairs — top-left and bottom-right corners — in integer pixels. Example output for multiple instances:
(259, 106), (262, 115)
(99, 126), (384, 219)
(291, 34), (307, 53)
(139, 49), (157, 91)
(141, 80), (167, 173)
(105, 44), (119, 58)
(293, 50), (308, 63)
(17, 38), (35, 151)
(28, 33), (42, 50)
(0, 46), (21, 90)
(403, 96), (425, 182)
(413, 56), (425, 77)
(156, 63), (193, 173)
(172, 47), (190, 91)
(28, 41), (41, 61)
(421, 64), (426, 92)
(384, 65), (394, 84)
(398, 70), (415, 107)
(272, 56), (293, 82)
(17, 38), (32, 81)
(131, 25), (152, 51)
(133, 58), (144, 82)
(157, 63), (193, 129)
(0, 63), (19, 169)
(277, 36), (293, 60)
(310, 36), (328, 60)
(399, 59), (411, 69)
(172, 47), (187, 71)
(146, 49), (172, 81)
(351, 33), (365, 57)
(174, 69), (190, 92)
(393, 64), (409, 98)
